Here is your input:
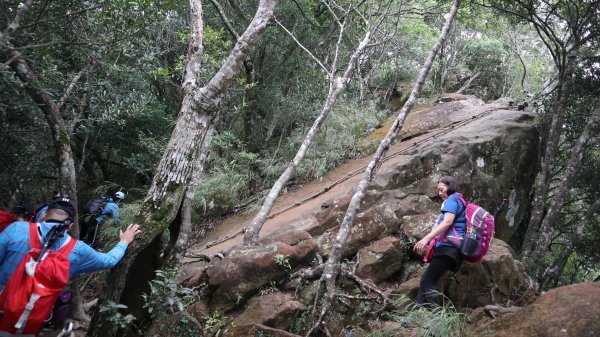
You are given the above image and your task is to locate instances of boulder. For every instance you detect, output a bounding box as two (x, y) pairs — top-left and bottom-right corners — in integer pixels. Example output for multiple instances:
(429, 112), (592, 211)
(179, 261), (209, 288)
(390, 268), (424, 300)
(206, 230), (316, 312)
(390, 240), (530, 309)
(355, 236), (404, 283)
(226, 292), (306, 334)
(316, 203), (400, 258)
(469, 282), (600, 337)
(446, 240), (529, 308)
(399, 95), (484, 139)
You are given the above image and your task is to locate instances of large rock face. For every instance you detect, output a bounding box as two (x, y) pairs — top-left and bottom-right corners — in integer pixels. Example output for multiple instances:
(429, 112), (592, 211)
(183, 97), (541, 334)
(469, 282), (600, 337)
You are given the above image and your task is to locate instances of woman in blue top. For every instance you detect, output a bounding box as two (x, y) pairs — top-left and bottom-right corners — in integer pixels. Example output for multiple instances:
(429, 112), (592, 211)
(413, 176), (466, 306)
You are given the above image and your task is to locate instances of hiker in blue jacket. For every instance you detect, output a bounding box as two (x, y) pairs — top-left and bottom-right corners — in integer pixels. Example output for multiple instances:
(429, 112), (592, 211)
(96, 191), (125, 226)
(413, 176), (466, 306)
(81, 191), (125, 246)
(0, 197), (141, 290)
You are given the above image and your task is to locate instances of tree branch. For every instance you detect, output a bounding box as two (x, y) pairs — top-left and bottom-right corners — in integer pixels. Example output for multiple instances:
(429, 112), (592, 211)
(208, 0), (240, 40)
(273, 16), (329, 76)
(57, 59), (97, 112)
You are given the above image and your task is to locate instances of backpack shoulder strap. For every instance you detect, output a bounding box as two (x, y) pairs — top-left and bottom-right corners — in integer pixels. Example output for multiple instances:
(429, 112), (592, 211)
(29, 222), (42, 249)
(57, 236), (77, 256)
(455, 193), (468, 207)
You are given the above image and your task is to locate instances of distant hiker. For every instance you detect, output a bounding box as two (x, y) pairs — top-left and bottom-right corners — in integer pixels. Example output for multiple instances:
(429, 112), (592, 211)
(413, 176), (466, 306)
(34, 191), (62, 222)
(80, 191), (126, 246)
(0, 197), (140, 335)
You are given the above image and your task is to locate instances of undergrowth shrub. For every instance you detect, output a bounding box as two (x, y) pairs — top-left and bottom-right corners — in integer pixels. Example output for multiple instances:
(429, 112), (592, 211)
(368, 294), (467, 337)
(194, 99), (386, 217)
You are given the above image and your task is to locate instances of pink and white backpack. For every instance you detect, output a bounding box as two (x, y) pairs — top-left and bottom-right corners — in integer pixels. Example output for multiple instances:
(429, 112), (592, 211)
(456, 193), (497, 262)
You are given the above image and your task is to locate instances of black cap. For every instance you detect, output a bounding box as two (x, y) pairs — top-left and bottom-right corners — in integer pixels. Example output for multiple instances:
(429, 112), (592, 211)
(47, 197), (76, 219)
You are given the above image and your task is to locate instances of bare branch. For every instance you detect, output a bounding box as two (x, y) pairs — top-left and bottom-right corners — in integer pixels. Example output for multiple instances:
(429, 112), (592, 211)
(243, 25), (372, 246)
(0, 51), (20, 69)
(1, 0), (34, 44)
(273, 16), (329, 76)
(57, 59), (96, 112)
(208, 0), (240, 40)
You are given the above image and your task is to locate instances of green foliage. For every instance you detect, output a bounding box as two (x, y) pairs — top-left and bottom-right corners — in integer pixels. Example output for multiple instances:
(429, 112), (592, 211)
(275, 254), (292, 272)
(98, 301), (136, 331)
(371, 294), (467, 337)
(142, 269), (197, 318)
(202, 312), (229, 336)
(289, 308), (312, 335)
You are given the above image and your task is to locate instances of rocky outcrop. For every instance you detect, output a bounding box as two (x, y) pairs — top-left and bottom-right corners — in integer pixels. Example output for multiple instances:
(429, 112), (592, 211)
(355, 236), (404, 283)
(182, 97), (541, 334)
(224, 292), (306, 336)
(390, 239), (531, 308)
(206, 230), (316, 312)
(446, 240), (530, 308)
(469, 282), (600, 337)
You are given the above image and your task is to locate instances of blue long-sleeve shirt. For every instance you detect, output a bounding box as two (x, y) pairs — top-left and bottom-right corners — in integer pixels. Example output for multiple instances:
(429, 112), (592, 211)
(0, 221), (128, 291)
(95, 200), (121, 225)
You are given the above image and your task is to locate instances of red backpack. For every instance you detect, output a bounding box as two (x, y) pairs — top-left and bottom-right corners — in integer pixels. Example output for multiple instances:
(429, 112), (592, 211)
(456, 194), (496, 262)
(0, 210), (16, 232)
(0, 222), (76, 335)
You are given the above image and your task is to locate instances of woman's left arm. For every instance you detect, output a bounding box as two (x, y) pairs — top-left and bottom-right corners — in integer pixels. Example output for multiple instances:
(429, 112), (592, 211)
(413, 212), (456, 254)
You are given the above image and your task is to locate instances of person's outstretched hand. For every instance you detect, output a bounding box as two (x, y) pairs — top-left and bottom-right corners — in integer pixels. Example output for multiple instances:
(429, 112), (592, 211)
(413, 237), (430, 254)
(119, 224), (141, 245)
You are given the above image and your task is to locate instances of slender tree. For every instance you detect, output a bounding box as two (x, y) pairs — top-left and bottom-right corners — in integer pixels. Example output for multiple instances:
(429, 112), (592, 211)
(242, 0), (388, 246)
(481, 1), (600, 267)
(88, 1), (277, 335)
(529, 104), (600, 280)
(1, 1), (99, 321)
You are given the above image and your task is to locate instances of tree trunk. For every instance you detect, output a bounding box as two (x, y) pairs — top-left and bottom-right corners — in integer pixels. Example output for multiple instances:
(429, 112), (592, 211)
(243, 30), (372, 246)
(455, 71), (480, 94)
(521, 51), (578, 260)
(306, 0), (461, 334)
(87, 1), (277, 335)
(527, 104), (600, 280)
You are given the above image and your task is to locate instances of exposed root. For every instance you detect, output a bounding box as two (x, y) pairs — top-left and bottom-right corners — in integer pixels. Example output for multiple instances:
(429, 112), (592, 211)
(484, 304), (522, 318)
(342, 269), (391, 313)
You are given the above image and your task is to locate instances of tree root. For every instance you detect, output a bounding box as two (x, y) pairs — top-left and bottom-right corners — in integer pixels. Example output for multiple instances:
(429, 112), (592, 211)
(342, 270), (391, 313)
(484, 304), (522, 319)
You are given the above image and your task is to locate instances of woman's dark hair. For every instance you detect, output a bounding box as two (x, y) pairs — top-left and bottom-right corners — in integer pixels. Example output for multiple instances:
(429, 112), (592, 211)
(438, 176), (459, 195)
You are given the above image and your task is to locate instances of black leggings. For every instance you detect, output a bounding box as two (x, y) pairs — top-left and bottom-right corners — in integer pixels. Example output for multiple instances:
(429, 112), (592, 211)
(416, 254), (457, 306)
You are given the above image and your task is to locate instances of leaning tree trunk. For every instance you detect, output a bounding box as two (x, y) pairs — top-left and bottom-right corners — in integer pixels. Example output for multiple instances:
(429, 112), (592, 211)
(87, 1), (277, 335)
(521, 51), (578, 260)
(242, 30), (372, 246)
(527, 104), (600, 280)
(306, 0), (461, 334)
